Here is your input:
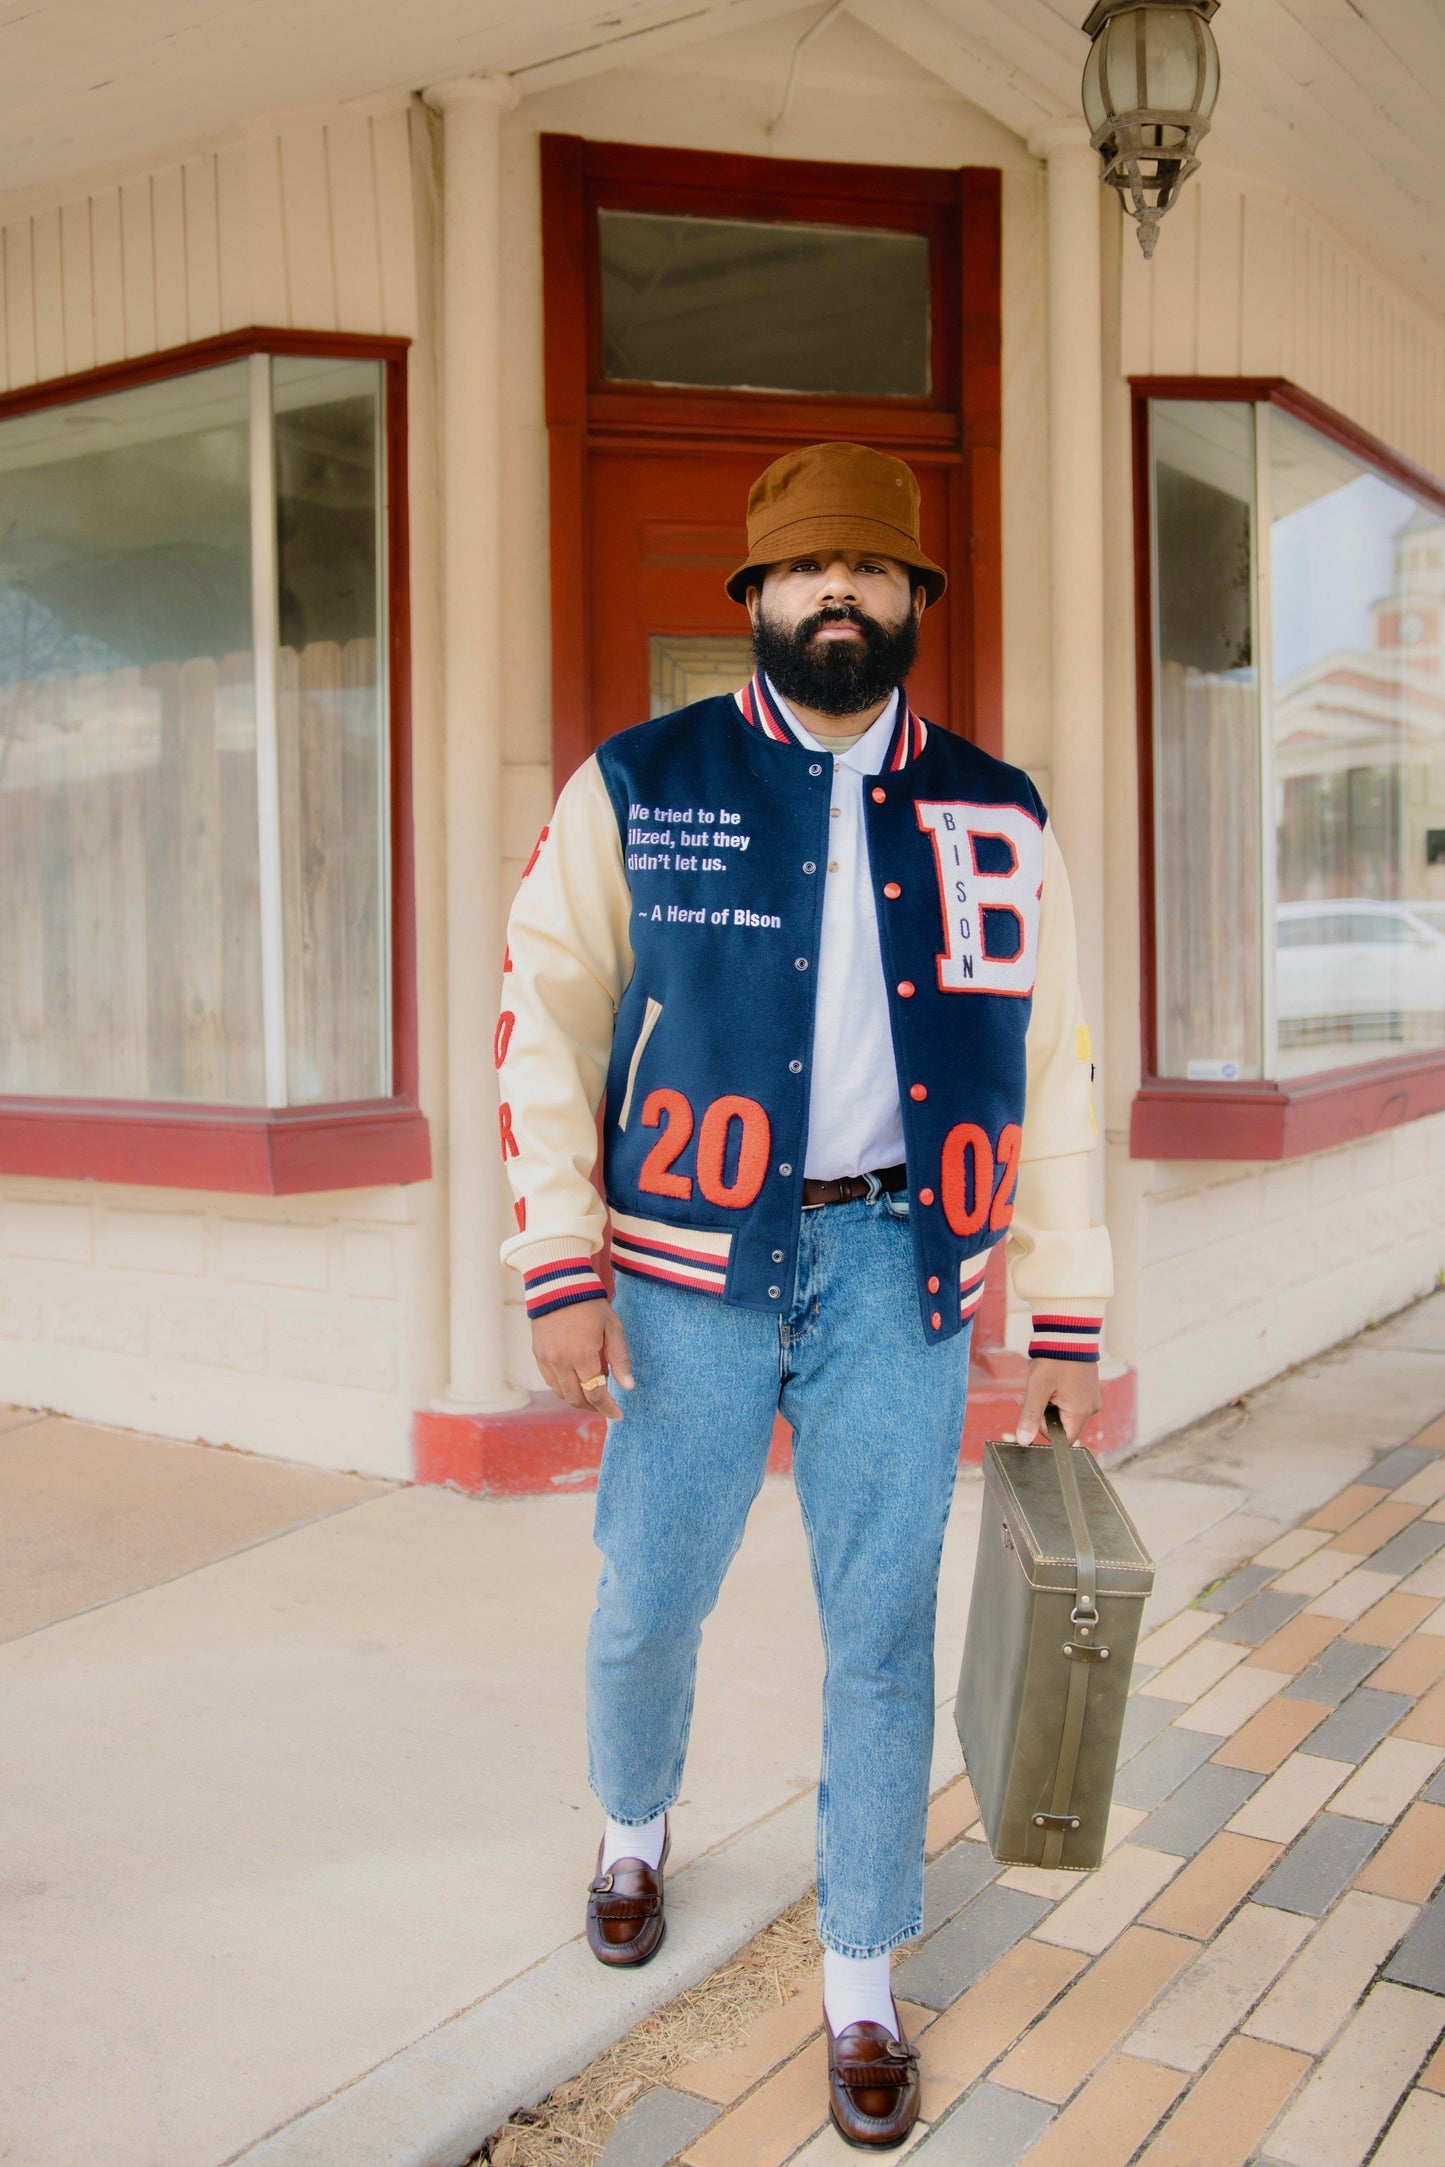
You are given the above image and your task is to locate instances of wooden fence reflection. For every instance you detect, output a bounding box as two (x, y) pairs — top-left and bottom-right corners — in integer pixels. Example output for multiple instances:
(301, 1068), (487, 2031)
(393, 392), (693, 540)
(0, 638), (383, 1105)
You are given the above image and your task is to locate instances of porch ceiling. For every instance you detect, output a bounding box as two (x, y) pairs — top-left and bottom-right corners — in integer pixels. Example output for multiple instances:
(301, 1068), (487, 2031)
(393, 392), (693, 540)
(2, 0), (1443, 313)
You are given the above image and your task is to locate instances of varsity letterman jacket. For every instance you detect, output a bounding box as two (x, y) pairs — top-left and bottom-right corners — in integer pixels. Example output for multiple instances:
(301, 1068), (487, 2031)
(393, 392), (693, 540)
(497, 674), (1113, 1356)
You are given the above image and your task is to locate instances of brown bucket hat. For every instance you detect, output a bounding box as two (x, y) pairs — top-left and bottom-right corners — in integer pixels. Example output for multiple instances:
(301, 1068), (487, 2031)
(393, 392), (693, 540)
(725, 441), (947, 607)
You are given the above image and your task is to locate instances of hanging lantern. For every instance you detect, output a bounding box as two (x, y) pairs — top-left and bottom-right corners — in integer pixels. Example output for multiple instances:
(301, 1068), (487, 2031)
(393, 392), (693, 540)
(1081, 0), (1221, 259)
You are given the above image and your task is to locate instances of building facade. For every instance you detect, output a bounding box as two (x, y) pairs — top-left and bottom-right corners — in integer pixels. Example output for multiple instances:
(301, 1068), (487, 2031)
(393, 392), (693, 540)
(0, 2), (1442, 1481)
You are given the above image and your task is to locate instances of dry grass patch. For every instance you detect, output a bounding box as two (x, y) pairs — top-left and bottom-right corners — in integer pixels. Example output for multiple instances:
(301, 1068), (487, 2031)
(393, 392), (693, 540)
(476, 1891), (820, 2165)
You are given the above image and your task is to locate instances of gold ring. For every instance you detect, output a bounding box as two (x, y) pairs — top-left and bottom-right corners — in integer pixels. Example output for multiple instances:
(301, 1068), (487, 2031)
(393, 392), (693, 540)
(580, 1372), (608, 1394)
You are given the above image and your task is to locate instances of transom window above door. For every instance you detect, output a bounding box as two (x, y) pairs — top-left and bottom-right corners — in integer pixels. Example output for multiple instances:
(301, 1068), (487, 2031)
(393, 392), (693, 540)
(598, 210), (931, 397)
(562, 136), (965, 429)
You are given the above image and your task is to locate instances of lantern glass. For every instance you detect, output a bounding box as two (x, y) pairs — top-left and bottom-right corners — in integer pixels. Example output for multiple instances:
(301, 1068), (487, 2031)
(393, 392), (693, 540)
(1083, 6), (1220, 128)
(1081, 37), (1108, 132)
(1196, 27), (1220, 116)
(1144, 8), (1211, 111)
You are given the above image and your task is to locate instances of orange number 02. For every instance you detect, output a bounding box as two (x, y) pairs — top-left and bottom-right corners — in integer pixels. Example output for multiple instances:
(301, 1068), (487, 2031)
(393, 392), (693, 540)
(639, 1089), (772, 1209)
(940, 1120), (1022, 1236)
(990, 1123), (1022, 1230)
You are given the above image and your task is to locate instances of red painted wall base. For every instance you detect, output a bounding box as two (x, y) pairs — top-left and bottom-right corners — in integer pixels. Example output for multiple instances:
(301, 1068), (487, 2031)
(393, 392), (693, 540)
(417, 1251), (1135, 1498)
(412, 1355), (1138, 1499)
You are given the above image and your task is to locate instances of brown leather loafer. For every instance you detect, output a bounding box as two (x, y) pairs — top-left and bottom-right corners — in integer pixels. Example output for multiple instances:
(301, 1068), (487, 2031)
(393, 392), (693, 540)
(825, 2006), (920, 2150)
(585, 1821), (670, 1968)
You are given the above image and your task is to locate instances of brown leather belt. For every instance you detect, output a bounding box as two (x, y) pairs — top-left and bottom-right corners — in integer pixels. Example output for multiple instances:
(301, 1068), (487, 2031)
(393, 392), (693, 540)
(800, 1163), (908, 1210)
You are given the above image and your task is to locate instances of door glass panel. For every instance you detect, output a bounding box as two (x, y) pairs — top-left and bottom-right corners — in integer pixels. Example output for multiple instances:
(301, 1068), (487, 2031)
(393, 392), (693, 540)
(650, 635), (754, 716)
(599, 211), (930, 397)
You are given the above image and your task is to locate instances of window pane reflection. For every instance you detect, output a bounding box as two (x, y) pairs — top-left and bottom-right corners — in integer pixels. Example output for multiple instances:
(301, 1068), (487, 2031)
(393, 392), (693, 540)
(0, 363), (263, 1102)
(1151, 401), (1262, 1081)
(599, 211), (930, 397)
(272, 356), (389, 1103)
(1270, 411), (1445, 1076)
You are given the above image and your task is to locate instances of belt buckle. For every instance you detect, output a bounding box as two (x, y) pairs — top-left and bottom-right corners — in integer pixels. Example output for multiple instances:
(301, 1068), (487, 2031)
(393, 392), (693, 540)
(861, 1170), (883, 1203)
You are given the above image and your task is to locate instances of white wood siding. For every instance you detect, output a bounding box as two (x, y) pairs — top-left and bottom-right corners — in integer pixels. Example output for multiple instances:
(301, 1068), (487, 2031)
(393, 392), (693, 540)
(0, 104), (416, 389)
(1120, 170), (1445, 484)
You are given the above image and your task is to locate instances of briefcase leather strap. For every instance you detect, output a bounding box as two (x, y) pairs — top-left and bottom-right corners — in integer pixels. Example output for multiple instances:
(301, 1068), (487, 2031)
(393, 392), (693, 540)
(1038, 1405), (1102, 1868)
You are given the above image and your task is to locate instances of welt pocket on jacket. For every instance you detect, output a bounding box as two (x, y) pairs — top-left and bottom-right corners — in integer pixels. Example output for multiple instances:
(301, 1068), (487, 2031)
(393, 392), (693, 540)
(616, 997), (663, 1130)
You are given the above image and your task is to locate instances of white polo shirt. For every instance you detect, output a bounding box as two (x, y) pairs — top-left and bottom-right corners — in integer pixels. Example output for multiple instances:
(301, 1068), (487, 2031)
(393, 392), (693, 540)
(768, 679), (907, 1182)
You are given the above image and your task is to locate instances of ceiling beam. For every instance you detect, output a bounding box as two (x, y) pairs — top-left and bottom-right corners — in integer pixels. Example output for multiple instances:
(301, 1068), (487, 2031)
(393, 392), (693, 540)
(1207, 7), (1445, 301)
(1298, 0), (1445, 111)
(922, 0), (1088, 104)
(507, 0), (815, 93)
(844, 0), (1065, 137)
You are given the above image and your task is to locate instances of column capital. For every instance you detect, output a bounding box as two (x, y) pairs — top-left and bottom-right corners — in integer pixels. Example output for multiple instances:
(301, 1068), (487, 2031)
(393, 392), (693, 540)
(1027, 115), (1093, 162)
(424, 73), (520, 115)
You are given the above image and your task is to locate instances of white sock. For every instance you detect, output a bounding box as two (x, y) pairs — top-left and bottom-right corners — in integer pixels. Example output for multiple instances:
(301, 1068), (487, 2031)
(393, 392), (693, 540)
(823, 1949), (899, 2039)
(602, 1810), (667, 1872)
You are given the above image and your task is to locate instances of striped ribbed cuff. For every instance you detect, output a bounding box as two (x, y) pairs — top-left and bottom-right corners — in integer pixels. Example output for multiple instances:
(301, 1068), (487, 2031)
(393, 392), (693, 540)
(523, 1257), (609, 1320)
(1029, 1312), (1103, 1363)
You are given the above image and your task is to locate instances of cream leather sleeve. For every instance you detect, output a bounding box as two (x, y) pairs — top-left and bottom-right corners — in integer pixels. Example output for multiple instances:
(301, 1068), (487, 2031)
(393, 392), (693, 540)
(497, 756), (634, 1279)
(1007, 819), (1115, 1327)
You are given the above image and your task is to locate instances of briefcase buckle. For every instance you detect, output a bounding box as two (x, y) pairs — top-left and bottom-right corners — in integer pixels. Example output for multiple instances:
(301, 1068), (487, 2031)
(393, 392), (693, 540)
(1032, 1811), (1082, 1832)
(1065, 1600), (1108, 1661)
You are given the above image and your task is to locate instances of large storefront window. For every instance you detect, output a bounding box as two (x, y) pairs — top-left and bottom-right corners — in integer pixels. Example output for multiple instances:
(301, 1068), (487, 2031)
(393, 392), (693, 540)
(0, 346), (390, 1109)
(1147, 394), (1445, 1090)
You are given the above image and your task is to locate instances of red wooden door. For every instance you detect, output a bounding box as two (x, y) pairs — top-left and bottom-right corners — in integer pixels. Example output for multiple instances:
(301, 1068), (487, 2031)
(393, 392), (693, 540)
(587, 446), (955, 744)
(542, 137), (1002, 783)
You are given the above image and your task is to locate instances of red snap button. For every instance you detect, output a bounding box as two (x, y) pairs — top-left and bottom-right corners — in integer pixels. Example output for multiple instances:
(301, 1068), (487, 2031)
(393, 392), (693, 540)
(927, 1275), (940, 1294)
(918, 1187), (935, 1206)
(883, 881), (901, 899)
(897, 980), (915, 998)
(910, 1083), (927, 1101)
(871, 787), (887, 803)
(931, 1311), (942, 1330)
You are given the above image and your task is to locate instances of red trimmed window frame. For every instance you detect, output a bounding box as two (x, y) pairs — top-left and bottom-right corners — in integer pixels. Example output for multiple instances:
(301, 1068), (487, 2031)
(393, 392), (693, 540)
(1130, 375), (1445, 1164)
(0, 326), (430, 1194)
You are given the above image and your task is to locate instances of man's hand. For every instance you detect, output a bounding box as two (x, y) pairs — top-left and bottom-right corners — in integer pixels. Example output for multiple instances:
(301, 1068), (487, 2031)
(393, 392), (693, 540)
(532, 1300), (635, 1422)
(1014, 1357), (1102, 1446)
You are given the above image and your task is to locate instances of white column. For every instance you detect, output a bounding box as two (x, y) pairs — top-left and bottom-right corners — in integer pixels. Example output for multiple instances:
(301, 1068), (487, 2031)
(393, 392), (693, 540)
(427, 75), (527, 1413)
(1028, 118), (1107, 1076)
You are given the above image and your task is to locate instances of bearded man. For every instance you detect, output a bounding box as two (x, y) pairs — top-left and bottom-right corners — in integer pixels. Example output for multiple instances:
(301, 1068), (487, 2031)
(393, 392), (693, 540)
(496, 442), (1112, 2150)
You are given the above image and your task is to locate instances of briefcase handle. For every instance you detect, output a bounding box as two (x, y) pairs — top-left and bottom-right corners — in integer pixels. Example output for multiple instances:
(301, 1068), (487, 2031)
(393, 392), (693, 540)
(1043, 1404), (1097, 1623)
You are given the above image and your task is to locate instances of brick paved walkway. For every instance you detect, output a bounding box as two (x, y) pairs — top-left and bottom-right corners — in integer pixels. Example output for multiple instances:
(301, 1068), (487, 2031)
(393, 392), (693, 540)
(589, 1412), (1445, 2167)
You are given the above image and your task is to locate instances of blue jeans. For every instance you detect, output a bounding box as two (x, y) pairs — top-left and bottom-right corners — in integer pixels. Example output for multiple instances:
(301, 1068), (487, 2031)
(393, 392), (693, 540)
(586, 1191), (974, 1956)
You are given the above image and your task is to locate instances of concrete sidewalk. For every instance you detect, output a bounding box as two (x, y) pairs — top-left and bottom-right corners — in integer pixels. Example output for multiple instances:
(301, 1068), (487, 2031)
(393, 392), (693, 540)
(2, 1293), (1443, 2167)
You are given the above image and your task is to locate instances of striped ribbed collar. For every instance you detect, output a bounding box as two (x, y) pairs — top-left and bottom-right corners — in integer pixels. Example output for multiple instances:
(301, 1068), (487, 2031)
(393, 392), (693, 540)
(737, 668), (926, 774)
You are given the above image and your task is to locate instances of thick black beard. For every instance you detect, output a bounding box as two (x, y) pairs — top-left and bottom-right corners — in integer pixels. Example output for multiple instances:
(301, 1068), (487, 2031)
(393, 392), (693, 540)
(751, 602), (919, 718)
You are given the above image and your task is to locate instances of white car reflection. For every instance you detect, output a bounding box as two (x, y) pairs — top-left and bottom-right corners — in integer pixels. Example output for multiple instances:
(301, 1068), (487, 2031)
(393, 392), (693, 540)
(1276, 900), (1445, 1043)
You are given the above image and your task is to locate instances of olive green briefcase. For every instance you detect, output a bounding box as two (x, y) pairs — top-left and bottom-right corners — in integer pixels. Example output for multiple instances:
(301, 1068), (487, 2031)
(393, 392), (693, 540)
(954, 1407), (1155, 1872)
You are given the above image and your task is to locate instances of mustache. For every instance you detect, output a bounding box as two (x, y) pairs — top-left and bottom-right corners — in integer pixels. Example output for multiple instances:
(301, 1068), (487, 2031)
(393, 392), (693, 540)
(798, 604), (880, 640)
